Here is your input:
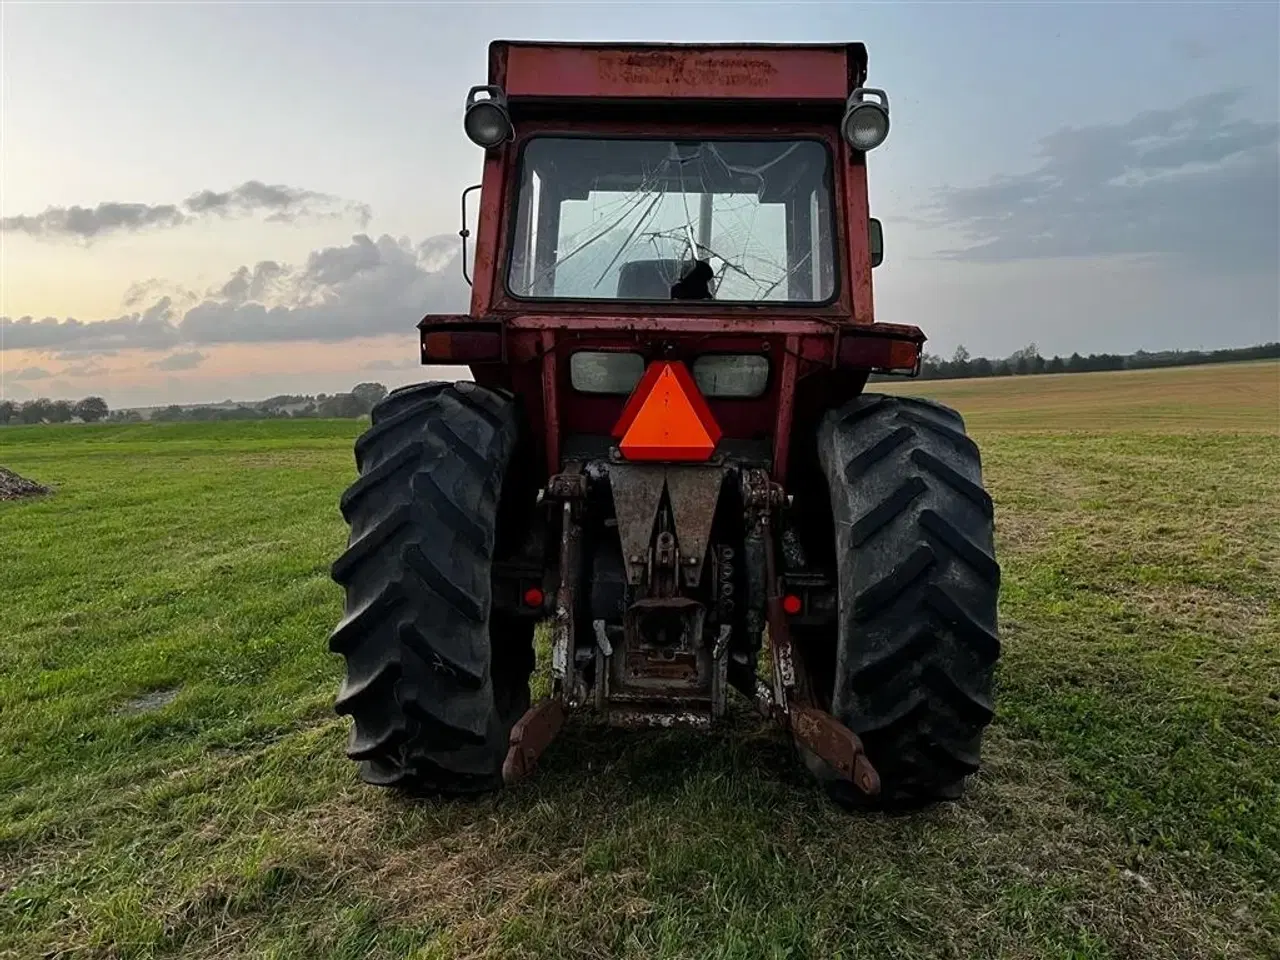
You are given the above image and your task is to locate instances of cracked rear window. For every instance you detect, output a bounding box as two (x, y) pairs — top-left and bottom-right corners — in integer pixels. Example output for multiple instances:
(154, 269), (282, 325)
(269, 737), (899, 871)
(507, 137), (837, 304)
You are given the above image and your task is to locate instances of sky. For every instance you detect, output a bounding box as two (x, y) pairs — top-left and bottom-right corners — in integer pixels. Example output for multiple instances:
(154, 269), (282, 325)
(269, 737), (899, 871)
(1, 1), (1278, 409)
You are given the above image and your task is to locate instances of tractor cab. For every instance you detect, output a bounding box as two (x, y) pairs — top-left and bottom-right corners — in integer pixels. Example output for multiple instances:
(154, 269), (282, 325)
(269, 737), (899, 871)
(422, 42), (919, 482)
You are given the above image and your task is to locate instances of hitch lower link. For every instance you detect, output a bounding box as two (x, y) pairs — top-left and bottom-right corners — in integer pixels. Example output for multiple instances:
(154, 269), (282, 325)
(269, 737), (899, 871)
(501, 697), (565, 785)
(745, 468), (881, 799)
(503, 467), (581, 787)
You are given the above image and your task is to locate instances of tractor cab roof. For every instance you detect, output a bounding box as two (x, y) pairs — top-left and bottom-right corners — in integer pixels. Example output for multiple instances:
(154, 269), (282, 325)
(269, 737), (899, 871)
(488, 40), (869, 107)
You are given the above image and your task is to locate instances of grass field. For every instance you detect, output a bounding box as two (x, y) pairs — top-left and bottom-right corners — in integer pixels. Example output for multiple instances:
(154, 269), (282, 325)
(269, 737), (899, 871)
(2, 360), (1277, 959)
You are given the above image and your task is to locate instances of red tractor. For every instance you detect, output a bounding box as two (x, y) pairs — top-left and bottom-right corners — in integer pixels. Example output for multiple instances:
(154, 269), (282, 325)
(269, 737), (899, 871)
(329, 41), (1001, 808)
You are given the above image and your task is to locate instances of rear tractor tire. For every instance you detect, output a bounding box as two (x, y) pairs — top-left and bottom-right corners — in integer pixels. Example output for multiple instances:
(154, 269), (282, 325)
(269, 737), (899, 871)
(328, 381), (536, 794)
(809, 394), (1001, 808)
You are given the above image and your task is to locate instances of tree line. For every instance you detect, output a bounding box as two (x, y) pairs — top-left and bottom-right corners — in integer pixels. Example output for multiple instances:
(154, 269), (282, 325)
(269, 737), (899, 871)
(881, 341), (1279, 382)
(0, 383), (392, 425)
(148, 382), (390, 422)
(0, 396), (110, 425)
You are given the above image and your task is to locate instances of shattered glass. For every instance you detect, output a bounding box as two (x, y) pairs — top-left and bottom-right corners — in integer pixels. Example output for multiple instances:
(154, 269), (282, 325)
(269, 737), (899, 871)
(507, 138), (836, 303)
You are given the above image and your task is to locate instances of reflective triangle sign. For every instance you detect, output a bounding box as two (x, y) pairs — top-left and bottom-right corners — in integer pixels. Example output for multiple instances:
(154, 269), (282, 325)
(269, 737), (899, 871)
(614, 361), (721, 462)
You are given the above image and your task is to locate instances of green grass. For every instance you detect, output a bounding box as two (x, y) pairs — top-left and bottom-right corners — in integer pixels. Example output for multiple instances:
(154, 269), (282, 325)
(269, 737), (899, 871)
(2, 363), (1278, 959)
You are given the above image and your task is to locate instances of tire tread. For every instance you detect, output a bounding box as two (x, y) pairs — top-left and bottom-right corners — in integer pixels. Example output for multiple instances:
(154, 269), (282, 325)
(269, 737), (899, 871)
(813, 393), (1001, 807)
(328, 381), (534, 793)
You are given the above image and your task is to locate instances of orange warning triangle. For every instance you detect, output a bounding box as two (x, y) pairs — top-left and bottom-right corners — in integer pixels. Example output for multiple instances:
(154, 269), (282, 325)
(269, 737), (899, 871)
(618, 362), (721, 462)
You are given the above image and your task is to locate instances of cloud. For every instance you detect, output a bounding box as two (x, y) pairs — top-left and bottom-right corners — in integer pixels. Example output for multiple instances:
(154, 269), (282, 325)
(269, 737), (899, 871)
(57, 349), (118, 360)
(3, 299), (183, 354)
(61, 361), (108, 378)
(2, 180), (371, 242)
(218, 261), (286, 305)
(150, 351), (207, 371)
(0, 233), (469, 353)
(301, 234), (382, 287)
(11, 367), (53, 381)
(930, 89), (1280, 267)
(121, 279), (204, 318)
(1, 204), (186, 240)
(184, 180), (372, 228)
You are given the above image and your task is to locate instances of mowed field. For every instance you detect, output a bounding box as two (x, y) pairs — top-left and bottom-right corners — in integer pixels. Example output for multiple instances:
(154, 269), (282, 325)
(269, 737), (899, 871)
(1, 360), (1277, 960)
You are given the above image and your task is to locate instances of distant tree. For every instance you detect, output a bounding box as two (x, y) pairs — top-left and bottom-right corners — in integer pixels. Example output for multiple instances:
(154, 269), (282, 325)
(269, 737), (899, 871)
(261, 394), (308, 408)
(0, 400), (14, 425)
(107, 409), (144, 423)
(319, 393), (365, 418)
(20, 399), (51, 423)
(186, 405), (266, 422)
(970, 356), (993, 377)
(153, 405), (188, 422)
(47, 400), (74, 423)
(1045, 355), (1065, 374)
(73, 396), (110, 422)
(950, 345), (971, 378)
(1007, 343), (1041, 376)
(351, 382), (388, 413)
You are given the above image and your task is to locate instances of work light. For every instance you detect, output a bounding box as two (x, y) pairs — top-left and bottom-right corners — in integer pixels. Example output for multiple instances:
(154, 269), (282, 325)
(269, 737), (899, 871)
(841, 88), (890, 152)
(464, 85), (514, 149)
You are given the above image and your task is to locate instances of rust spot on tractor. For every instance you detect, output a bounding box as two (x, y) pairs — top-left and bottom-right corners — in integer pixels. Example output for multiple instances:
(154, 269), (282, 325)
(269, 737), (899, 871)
(790, 706), (881, 797)
(502, 698), (566, 785)
(596, 52), (778, 90)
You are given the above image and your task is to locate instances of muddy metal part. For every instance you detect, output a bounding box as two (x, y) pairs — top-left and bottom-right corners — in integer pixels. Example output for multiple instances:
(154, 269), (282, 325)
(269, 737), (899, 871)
(790, 706), (880, 796)
(665, 465), (727, 588)
(608, 463), (725, 588)
(608, 463), (666, 586)
(614, 596), (709, 698)
(502, 697), (566, 785)
(550, 463), (586, 706)
(744, 467), (882, 798)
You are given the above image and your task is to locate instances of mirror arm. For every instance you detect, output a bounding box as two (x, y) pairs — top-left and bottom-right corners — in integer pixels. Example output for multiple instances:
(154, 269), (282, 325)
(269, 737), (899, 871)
(460, 184), (482, 287)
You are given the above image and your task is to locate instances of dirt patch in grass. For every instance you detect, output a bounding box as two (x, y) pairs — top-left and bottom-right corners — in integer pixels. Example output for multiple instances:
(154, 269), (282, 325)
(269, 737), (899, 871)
(1127, 583), (1273, 636)
(118, 687), (182, 715)
(0, 466), (51, 501)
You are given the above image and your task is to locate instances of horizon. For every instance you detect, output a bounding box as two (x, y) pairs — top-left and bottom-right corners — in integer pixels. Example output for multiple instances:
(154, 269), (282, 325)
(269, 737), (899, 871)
(2, 3), (1278, 409)
(6, 341), (1276, 416)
